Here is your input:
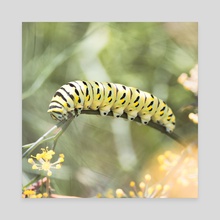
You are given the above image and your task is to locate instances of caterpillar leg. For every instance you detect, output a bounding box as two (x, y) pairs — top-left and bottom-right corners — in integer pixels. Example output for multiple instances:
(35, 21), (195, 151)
(165, 127), (173, 133)
(69, 108), (75, 116)
(164, 123), (175, 133)
(99, 109), (110, 116)
(141, 119), (150, 125)
(111, 107), (125, 118)
(127, 114), (137, 121)
(113, 112), (123, 118)
(75, 108), (82, 117)
(140, 115), (152, 125)
(67, 111), (75, 119)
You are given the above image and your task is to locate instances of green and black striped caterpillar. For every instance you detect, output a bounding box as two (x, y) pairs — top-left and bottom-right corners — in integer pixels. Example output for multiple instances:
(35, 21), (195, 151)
(48, 80), (176, 133)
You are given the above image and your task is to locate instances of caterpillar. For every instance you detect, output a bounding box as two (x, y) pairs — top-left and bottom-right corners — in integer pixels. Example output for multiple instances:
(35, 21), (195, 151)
(48, 80), (176, 133)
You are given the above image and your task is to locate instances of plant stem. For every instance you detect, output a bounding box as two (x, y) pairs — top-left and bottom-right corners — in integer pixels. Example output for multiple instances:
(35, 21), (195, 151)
(81, 110), (188, 148)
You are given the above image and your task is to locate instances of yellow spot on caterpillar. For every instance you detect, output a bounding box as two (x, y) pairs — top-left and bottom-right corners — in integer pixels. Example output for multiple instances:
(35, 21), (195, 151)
(76, 96), (79, 102)
(97, 94), (101, 99)
(134, 102), (139, 107)
(147, 106), (152, 111)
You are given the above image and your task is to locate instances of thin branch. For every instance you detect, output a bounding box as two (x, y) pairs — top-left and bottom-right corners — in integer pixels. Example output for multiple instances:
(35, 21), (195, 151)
(81, 110), (188, 148)
(22, 109), (187, 159)
(22, 117), (73, 158)
(22, 175), (42, 190)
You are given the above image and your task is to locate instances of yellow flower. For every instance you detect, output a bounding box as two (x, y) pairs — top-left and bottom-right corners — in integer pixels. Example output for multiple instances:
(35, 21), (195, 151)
(22, 188), (49, 199)
(96, 173), (170, 198)
(28, 158), (34, 164)
(116, 189), (126, 198)
(129, 181), (136, 187)
(96, 193), (102, 198)
(157, 149), (198, 187)
(177, 64), (198, 95)
(23, 189), (36, 196)
(144, 174), (151, 183)
(28, 147), (65, 176)
(43, 193), (48, 198)
(139, 182), (145, 190)
(129, 191), (136, 198)
(56, 164), (61, 169)
(188, 113), (198, 124)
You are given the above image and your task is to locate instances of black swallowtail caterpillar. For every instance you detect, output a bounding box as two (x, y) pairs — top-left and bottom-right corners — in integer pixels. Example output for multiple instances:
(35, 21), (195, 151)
(48, 80), (176, 133)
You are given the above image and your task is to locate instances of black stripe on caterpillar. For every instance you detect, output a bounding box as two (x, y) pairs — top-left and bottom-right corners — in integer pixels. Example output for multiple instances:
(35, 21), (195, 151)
(48, 80), (176, 133)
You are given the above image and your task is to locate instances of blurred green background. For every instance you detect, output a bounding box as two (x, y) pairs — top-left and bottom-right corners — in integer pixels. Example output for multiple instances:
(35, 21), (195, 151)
(22, 22), (198, 198)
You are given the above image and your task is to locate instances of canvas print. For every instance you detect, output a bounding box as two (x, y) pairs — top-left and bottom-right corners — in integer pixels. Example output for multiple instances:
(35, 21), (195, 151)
(22, 22), (198, 198)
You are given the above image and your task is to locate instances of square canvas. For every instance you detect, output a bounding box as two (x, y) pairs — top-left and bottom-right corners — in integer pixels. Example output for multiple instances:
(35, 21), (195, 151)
(22, 22), (198, 198)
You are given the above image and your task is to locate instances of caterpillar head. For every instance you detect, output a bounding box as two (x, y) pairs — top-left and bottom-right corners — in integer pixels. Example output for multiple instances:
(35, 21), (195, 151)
(47, 102), (68, 121)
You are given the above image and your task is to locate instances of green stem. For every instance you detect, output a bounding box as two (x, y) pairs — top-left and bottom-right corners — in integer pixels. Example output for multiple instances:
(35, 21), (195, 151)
(51, 117), (74, 151)
(46, 177), (50, 196)
(22, 119), (72, 158)
(22, 109), (187, 159)
(81, 110), (188, 148)
(22, 175), (41, 190)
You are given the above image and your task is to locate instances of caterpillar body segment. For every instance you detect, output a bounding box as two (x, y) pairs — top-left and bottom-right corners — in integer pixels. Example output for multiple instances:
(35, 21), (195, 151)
(74, 80), (94, 110)
(111, 83), (131, 118)
(151, 99), (175, 133)
(98, 82), (117, 116)
(138, 93), (159, 125)
(48, 80), (176, 133)
(158, 107), (176, 133)
(87, 81), (105, 111)
(124, 87), (146, 121)
(67, 82), (85, 116)
(151, 99), (169, 124)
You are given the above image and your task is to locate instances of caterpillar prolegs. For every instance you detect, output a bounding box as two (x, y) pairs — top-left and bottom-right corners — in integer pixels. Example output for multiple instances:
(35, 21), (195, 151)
(48, 80), (176, 133)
